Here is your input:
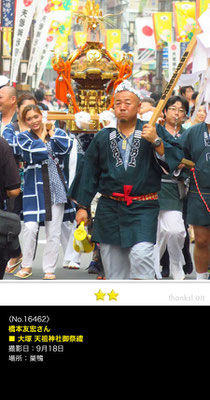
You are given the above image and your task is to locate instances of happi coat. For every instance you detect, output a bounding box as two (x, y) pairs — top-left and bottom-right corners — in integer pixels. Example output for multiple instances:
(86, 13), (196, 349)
(179, 122), (210, 226)
(16, 128), (74, 223)
(69, 118), (184, 248)
(157, 125), (189, 212)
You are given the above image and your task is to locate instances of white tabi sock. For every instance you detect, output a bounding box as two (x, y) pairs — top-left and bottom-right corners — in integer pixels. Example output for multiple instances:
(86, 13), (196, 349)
(196, 272), (209, 280)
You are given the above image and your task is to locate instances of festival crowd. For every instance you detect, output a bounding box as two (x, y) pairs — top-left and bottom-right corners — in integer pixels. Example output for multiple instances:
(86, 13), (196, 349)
(0, 74), (210, 280)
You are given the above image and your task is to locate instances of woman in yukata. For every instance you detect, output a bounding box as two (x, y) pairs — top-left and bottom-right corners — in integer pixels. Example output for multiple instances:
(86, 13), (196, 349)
(14, 105), (72, 279)
(3, 93), (38, 274)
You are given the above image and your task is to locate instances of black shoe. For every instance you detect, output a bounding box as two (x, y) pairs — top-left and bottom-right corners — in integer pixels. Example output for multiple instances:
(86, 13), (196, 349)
(87, 261), (100, 274)
(161, 265), (169, 278)
(183, 262), (193, 275)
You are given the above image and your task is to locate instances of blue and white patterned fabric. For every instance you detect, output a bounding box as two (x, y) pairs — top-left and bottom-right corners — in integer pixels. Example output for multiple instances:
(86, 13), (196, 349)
(45, 141), (67, 205)
(2, 122), (21, 155)
(2, 0), (15, 27)
(116, 130), (134, 171)
(16, 128), (73, 223)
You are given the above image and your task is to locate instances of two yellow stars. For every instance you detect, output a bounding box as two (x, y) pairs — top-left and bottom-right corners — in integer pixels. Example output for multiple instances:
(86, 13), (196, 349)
(95, 289), (119, 301)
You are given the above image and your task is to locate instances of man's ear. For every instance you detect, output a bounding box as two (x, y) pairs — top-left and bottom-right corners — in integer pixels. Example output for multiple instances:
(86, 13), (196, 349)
(11, 96), (17, 106)
(137, 101), (142, 113)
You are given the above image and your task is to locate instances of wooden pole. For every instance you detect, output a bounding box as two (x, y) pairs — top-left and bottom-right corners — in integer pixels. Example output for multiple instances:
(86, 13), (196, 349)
(148, 25), (202, 169)
(148, 24), (202, 127)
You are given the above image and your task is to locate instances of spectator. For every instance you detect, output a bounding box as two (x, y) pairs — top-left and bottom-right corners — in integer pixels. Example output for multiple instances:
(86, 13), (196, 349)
(180, 86), (194, 116)
(34, 89), (49, 110)
(43, 89), (54, 111)
(150, 91), (162, 106)
(183, 102), (207, 129)
(139, 97), (155, 121)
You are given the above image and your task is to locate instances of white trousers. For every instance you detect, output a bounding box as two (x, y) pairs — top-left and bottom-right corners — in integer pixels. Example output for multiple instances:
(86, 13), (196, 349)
(100, 242), (155, 280)
(60, 220), (81, 264)
(22, 203), (64, 273)
(154, 210), (186, 279)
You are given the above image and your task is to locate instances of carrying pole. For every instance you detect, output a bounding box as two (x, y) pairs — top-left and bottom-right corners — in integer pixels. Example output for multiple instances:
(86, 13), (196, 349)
(148, 25), (202, 168)
(149, 24), (202, 127)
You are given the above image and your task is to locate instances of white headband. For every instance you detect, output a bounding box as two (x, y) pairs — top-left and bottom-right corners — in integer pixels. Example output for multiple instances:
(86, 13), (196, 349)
(114, 80), (142, 101)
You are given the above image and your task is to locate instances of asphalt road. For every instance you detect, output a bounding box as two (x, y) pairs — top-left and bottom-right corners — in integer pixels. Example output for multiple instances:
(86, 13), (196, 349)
(3, 225), (197, 281)
(4, 225), (97, 281)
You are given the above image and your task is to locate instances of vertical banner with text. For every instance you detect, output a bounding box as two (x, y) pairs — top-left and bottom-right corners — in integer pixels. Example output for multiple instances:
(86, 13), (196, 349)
(25, 1), (54, 83)
(10, 0), (37, 83)
(35, 35), (56, 88)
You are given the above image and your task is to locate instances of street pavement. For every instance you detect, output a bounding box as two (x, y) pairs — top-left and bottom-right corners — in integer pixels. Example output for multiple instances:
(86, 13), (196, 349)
(4, 226), (97, 281)
(3, 226), (197, 281)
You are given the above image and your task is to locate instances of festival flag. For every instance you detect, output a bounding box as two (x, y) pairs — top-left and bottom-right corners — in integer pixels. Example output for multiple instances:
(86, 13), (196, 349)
(28, 1), (79, 86)
(173, 1), (196, 42)
(105, 30), (121, 56)
(152, 12), (172, 50)
(52, 14), (73, 55)
(10, 0), (38, 84)
(36, 35), (57, 88)
(25, 1), (55, 82)
(168, 42), (180, 79)
(196, 0), (210, 18)
(46, 0), (78, 12)
(136, 17), (156, 50)
(47, 1), (79, 56)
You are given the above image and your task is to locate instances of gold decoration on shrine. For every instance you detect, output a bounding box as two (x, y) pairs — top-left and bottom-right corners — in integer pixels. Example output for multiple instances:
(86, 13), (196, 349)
(72, 0), (121, 35)
(51, 0), (133, 132)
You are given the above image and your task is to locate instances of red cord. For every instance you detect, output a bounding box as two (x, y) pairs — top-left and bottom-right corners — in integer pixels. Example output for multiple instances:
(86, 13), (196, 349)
(191, 167), (210, 213)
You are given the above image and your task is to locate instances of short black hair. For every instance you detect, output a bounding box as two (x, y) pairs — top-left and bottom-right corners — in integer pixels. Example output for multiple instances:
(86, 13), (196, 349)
(179, 86), (194, 96)
(34, 89), (45, 102)
(164, 95), (189, 115)
(150, 92), (162, 102)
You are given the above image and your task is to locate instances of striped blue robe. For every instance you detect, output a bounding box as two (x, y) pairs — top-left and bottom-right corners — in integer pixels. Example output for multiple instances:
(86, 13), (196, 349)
(2, 122), (21, 156)
(16, 129), (75, 223)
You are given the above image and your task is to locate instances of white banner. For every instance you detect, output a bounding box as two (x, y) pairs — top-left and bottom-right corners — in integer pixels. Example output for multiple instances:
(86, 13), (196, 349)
(35, 35), (56, 88)
(168, 42), (180, 80)
(10, 0), (38, 83)
(25, 2), (55, 82)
